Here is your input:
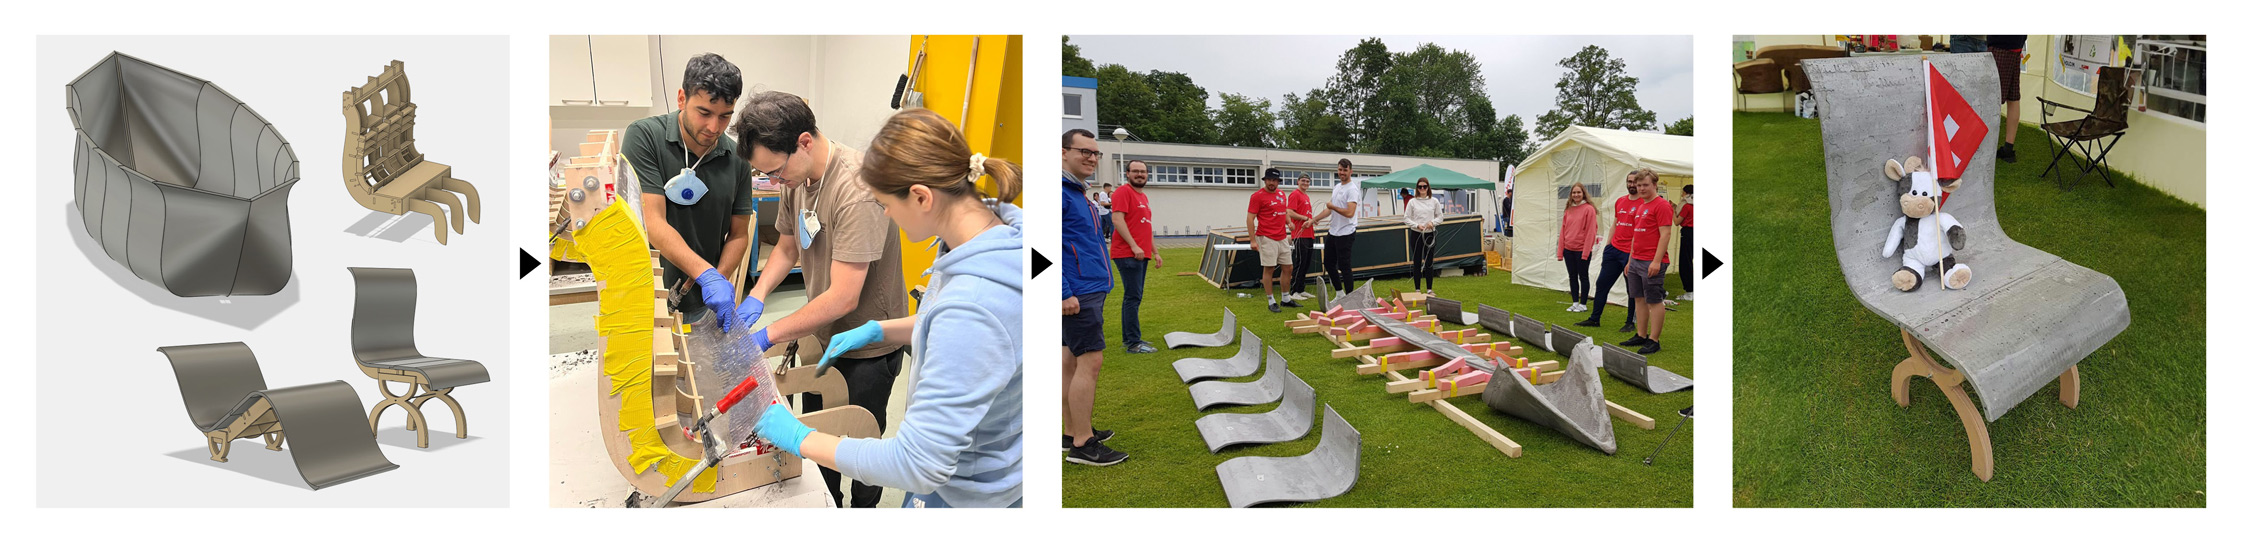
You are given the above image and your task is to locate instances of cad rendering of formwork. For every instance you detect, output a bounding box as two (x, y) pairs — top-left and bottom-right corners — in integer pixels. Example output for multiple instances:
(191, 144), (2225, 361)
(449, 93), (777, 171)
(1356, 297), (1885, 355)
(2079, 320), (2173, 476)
(158, 342), (399, 490)
(565, 192), (878, 505)
(68, 52), (298, 297)
(342, 60), (481, 245)
(1283, 285), (1653, 457)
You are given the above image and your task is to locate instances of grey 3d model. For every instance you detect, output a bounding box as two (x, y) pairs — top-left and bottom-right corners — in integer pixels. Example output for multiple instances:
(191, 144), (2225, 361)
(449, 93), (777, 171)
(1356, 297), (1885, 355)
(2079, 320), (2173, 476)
(1165, 307), (1239, 349)
(1214, 405), (1360, 508)
(68, 52), (297, 297)
(1174, 329), (1265, 383)
(349, 267), (491, 448)
(159, 342), (398, 490)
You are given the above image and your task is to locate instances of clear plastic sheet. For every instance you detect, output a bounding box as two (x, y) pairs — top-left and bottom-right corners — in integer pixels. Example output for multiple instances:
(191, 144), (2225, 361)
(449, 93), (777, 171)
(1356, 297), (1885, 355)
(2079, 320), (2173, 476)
(683, 313), (776, 453)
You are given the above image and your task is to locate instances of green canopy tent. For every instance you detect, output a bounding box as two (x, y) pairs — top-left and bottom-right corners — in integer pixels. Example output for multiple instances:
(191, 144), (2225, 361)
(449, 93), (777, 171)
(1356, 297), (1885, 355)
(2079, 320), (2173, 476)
(1358, 163), (1503, 190)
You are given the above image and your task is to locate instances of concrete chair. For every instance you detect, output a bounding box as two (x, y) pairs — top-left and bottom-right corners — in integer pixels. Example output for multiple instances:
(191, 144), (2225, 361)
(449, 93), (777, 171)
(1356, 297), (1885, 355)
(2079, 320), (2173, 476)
(349, 267), (492, 448)
(1805, 54), (2130, 481)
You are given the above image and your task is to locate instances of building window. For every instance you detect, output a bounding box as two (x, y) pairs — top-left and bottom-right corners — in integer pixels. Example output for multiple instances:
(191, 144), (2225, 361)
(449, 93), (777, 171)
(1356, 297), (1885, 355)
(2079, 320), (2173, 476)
(1062, 93), (1083, 119)
(2137, 37), (2206, 124)
(1276, 169), (1338, 188)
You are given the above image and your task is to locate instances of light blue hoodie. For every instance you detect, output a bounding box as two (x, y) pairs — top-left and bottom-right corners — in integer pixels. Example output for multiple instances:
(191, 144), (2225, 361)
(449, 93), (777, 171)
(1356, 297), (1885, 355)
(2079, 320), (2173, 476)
(833, 208), (1023, 508)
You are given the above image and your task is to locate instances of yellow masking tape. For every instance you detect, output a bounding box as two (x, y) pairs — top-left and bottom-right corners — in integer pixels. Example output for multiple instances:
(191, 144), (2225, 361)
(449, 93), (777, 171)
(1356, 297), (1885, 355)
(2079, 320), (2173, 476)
(584, 203), (718, 493)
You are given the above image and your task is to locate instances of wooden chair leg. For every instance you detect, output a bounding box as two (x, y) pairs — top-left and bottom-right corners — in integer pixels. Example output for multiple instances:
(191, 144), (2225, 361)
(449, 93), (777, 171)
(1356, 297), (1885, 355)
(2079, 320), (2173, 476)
(2059, 365), (2081, 409)
(1893, 329), (1996, 482)
(209, 436), (231, 462)
(264, 431), (285, 451)
(371, 380), (433, 447)
(413, 387), (468, 439)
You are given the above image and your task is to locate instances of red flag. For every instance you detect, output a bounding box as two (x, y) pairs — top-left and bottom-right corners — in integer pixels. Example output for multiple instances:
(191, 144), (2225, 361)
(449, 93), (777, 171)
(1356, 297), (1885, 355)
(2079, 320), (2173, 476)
(1926, 61), (1988, 180)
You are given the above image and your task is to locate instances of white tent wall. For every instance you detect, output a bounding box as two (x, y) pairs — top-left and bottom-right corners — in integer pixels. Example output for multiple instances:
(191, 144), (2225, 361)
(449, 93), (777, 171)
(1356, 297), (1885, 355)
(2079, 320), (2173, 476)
(1511, 127), (1693, 306)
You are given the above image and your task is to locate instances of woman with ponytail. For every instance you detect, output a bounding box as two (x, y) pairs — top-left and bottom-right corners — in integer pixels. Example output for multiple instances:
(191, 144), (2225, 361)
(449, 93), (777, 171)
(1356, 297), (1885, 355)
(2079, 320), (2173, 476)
(752, 109), (1024, 508)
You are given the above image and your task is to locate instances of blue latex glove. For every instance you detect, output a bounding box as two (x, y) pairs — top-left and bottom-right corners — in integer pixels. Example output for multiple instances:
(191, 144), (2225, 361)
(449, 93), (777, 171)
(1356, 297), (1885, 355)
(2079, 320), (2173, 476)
(736, 295), (766, 330)
(818, 321), (885, 376)
(754, 403), (816, 457)
(746, 329), (774, 352)
(694, 269), (740, 332)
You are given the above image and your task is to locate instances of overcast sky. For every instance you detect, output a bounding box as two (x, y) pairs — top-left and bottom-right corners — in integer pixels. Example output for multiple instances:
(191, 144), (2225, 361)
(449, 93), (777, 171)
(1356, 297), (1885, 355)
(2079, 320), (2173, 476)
(1069, 35), (1693, 136)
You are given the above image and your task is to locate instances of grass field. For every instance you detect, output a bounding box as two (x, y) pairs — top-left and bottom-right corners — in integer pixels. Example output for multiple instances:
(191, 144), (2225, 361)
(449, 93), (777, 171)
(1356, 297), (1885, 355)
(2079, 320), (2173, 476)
(1060, 245), (1695, 507)
(1731, 112), (2206, 507)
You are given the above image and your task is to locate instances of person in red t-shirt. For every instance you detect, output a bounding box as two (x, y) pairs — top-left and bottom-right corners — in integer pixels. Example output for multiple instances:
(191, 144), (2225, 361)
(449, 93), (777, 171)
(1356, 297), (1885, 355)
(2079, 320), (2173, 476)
(1109, 160), (1161, 353)
(1285, 173), (1318, 301)
(1248, 168), (1309, 313)
(1579, 171), (1644, 331)
(1676, 184), (1694, 301)
(1617, 170), (1675, 355)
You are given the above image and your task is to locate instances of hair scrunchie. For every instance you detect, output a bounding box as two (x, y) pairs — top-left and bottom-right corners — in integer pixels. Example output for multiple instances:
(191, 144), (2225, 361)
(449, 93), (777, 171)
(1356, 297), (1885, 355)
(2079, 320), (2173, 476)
(967, 153), (988, 183)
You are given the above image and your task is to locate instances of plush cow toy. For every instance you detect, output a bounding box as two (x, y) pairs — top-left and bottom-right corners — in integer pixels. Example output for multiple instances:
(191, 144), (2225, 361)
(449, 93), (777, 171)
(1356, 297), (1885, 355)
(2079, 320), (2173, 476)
(1880, 156), (1971, 291)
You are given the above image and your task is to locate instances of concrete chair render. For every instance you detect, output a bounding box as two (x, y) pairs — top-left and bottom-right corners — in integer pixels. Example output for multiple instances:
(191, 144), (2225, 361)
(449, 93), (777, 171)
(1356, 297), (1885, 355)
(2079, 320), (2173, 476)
(158, 342), (399, 490)
(68, 52), (298, 297)
(1165, 308), (1238, 349)
(1805, 54), (2129, 481)
(348, 267), (491, 448)
(343, 60), (481, 245)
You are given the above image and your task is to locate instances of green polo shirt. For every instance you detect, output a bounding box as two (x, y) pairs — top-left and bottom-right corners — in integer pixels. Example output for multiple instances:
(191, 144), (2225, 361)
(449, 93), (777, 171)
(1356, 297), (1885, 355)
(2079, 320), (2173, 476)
(621, 110), (756, 318)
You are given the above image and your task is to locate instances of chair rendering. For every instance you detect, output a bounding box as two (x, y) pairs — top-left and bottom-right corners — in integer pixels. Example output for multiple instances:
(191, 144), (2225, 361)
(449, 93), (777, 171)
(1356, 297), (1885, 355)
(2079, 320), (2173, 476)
(158, 342), (399, 490)
(68, 52), (298, 297)
(342, 60), (482, 244)
(348, 267), (492, 448)
(1805, 55), (2130, 481)
(2037, 66), (2134, 190)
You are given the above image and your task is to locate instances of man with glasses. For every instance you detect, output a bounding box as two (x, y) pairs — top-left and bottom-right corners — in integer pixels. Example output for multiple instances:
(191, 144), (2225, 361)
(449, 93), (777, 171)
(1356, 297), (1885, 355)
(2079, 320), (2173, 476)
(1109, 159), (1161, 354)
(1060, 129), (1125, 466)
(734, 90), (910, 507)
(622, 53), (760, 332)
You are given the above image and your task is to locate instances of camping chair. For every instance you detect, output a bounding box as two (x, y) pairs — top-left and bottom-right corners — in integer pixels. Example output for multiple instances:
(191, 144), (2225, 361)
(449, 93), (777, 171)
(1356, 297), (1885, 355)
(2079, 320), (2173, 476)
(1805, 55), (2129, 482)
(2037, 66), (2133, 190)
(158, 342), (400, 490)
(348, 267), (492, 448)
(342, 60), (482, 244)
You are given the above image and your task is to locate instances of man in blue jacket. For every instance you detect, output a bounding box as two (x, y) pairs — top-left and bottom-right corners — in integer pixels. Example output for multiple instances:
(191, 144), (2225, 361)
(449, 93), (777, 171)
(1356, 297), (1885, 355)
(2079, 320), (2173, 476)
(1060, 129), (1126, 466)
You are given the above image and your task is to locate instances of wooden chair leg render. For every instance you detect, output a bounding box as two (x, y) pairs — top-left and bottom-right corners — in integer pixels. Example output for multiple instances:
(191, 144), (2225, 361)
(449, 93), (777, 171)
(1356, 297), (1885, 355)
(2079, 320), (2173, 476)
(370, 379), (434, 448)
(1890, 329), (1995, 482)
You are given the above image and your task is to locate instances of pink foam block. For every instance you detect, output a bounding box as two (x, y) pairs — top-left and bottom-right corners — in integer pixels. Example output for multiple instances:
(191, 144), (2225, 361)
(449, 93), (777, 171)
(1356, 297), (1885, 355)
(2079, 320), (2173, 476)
(1445, 371), (1491, 391)
(1380, 350), (1434, 364)
(1424, 356), (1472, 379)
(1369, 337), (1407, 349)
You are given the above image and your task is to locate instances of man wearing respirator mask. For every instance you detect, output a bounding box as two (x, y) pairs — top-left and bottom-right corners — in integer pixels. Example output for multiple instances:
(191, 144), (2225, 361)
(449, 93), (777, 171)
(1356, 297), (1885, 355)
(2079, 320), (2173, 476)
(621, 53), (761, 332)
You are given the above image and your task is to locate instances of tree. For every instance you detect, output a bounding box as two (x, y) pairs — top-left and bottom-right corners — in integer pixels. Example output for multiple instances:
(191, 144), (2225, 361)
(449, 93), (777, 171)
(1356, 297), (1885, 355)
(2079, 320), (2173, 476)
(1323, 38), (1393, 150)
(1141, 70), (1216, 144)
(1091, 64), (1155, 139)
(1061, 36), (1095, 78)
(1277, 89), (1350, 152)
(1455, 95), (1533, 167)
(1213, 93), (1278, 148)
(1535, 45), (1661, 140)
(1663, 116), (1693, 136)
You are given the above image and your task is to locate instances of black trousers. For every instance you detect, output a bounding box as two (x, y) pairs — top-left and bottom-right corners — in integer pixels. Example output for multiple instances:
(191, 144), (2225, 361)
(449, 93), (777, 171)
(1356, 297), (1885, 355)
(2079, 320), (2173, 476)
(1323, 233), (1356, 294)
(1588, 245), (1637, 324)
(1678, 227), (1695, 293)
(1409, 230), (1436, 291)
(1289, 237), (1315, 294)
(800, 348), (904, 508)
(1564, 249), (1592, 304)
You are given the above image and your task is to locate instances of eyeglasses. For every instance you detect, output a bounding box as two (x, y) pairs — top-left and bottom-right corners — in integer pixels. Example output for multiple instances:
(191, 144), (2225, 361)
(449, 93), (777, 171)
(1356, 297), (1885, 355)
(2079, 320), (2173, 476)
(763, 151), (800, 183)
(1064, 147), (1104, 158)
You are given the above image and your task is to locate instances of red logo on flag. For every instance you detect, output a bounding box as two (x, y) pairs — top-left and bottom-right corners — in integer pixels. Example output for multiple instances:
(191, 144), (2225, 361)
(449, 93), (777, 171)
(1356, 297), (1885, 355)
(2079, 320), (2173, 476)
(1927, 62), (1988, 180)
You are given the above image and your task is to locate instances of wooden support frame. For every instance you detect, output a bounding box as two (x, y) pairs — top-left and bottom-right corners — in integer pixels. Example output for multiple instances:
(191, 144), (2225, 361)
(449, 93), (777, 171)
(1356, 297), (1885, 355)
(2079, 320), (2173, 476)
(1889, 329), (2075, 482)
(362, 366), (467, 449)
(204, 397), (284, 462)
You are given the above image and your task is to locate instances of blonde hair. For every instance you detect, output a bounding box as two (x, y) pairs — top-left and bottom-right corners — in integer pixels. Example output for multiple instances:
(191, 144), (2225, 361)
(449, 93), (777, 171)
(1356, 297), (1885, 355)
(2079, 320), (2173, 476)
(1567, 182), (1595, 208)
(862, 108), (1022, 203)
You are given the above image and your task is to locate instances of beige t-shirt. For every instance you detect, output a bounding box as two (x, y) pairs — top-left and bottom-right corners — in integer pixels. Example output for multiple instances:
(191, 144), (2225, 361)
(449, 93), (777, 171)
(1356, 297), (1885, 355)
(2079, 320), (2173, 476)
(775, 142), (908, 359)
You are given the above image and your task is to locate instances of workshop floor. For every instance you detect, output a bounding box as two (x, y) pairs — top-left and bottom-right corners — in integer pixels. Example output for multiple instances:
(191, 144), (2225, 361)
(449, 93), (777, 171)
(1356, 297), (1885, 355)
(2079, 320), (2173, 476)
(549, 284), (914, 508)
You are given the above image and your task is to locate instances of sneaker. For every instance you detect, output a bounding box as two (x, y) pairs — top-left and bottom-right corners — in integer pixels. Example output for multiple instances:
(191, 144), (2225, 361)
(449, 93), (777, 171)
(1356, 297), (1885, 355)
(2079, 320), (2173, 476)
(1127, 342), (1158, 354)
(1573, 318), (1600, 328)
(1280, 299), (1302, 308)
(1618, 322), (1636, 334)
(1678, 292), (1694, 301)
(1997, 142), (2017, 163)
(1637, 340), (1662, 355)
(1060, 429), (1116, 451)
(1570, 302), (1586, 312)
(1066, 440), (1129, 467)
(1618, 335), (1650, 347)
(1268, 300), (1281, 313)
